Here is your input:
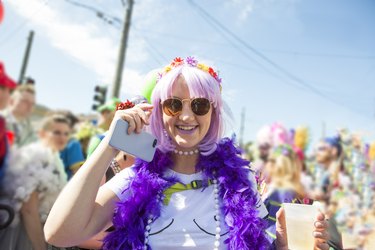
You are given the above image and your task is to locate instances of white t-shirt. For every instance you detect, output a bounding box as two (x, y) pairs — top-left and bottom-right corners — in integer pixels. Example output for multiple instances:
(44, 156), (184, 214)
(104, 167), (268, 250)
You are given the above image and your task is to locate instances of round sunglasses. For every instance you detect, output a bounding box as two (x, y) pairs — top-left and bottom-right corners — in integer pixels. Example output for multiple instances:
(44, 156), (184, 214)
(162, 97), (212, 116)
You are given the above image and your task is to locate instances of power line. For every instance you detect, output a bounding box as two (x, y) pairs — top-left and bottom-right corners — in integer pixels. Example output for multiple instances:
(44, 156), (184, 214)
(64, 0), (99, 14)
(187, 0), (368, 116)
(142, 33), (371, 111)
(187, 0), (319, 92)
(187, 1), (308, 91)
(64, 0), (122, 26)
(258, 48), (375, 60)
(134, 26), (375, 61)
(0, 0), (50, 45)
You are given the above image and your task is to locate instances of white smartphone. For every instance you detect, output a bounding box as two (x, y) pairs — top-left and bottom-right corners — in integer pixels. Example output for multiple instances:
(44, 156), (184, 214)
(108, 119), (157, 162)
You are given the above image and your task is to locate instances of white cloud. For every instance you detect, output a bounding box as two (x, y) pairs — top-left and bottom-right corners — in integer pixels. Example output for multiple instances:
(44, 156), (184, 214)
(230, 0), (255, 21)
(8, 0), (148, 95)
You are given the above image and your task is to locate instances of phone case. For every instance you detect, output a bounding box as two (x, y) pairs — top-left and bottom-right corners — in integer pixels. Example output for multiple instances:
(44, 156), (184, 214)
(108, 119), (157, 162)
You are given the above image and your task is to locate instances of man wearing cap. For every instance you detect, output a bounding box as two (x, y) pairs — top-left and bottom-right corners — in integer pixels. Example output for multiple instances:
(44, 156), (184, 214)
(0, 62), (17, 109)
(0, 62), (17, 181)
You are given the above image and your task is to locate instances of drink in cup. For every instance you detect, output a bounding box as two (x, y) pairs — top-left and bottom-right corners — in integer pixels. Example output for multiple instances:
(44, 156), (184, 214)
(283, 203), (319, 250)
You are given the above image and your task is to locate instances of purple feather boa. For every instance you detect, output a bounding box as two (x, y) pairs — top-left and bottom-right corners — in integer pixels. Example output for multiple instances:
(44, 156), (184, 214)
(103, 138), (270, 250)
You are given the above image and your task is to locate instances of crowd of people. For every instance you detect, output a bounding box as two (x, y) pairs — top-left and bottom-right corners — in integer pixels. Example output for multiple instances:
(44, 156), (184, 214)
(246, 123), (375, 249)
(0, 57), (373, 249)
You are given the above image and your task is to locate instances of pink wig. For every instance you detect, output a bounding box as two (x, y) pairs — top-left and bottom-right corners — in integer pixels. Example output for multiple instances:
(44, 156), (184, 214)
(256, 122), (292, 147)
(149, 65), (224, 156)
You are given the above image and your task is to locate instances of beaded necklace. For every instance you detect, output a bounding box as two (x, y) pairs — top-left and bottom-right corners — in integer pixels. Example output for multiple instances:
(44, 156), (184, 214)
(103, 138), (270, 250)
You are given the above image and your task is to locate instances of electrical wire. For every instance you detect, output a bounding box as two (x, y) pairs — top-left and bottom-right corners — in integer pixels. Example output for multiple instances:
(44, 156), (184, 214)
(0, 0), (50, 45)
(134, 26), (375, 60)
(64, 0), (122, 25)
(187, 0), (370, 116)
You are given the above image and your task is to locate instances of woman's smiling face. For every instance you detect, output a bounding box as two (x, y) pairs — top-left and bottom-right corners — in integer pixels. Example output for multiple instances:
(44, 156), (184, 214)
(162, 75), (212, 151)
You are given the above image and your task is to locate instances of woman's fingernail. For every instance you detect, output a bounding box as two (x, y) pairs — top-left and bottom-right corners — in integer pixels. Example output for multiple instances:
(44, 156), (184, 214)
(313, 231), (323, 237)
(314, 222), (324, 228)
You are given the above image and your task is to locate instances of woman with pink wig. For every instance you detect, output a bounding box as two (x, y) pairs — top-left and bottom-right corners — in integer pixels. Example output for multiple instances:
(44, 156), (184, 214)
(44, 57), (330, 250)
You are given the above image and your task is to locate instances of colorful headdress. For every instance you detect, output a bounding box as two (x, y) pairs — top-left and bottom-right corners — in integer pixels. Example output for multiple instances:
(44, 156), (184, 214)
(158, 56), (222, 87)
(293, 126), (310, 151)
(271, 144), (295, 159)
(369, 141), (375, 161)
(141, 57), (222, 103)
(270, 122), (292, 147)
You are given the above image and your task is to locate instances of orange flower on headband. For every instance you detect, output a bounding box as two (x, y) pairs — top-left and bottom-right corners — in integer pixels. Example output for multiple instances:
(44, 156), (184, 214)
(171, 57), (184, 67)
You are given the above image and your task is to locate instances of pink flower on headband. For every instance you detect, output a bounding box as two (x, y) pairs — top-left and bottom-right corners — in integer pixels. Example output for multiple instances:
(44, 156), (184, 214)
(186, 56), (198, 67)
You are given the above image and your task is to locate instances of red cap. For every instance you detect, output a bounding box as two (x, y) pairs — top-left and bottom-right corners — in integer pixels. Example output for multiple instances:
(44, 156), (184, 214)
(0, 62), (17, 89)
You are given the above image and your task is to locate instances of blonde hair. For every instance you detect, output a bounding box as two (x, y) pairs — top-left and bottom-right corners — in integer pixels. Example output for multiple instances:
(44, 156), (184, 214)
(269, 151), (305, 196)
(39, 114), (70, 132)
(12, 84), (35, 96)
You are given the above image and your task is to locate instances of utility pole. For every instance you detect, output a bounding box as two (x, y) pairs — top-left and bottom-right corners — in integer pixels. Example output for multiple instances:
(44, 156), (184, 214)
(19, 30), (34, 84)
(239, 107), (246, 148)
(111, 0), (134, 98)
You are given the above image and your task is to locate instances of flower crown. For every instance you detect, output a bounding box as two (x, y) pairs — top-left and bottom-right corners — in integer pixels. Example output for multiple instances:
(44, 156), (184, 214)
(271, 144), (295, 159)
(157, 56), (222, 91)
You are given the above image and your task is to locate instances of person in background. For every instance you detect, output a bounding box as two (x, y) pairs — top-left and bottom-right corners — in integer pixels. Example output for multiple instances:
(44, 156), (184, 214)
(253, 123), (292, 196)
(0, 114), (70, 250)
(57, 110), (85, 180)
(0, 61), (17, 181)
(313, 136), (342, 203)
(86, 97), (120, 157)
(0, 62), (18, 230)
(0, 84), (37, 147)
(262, 144), (343, 249)
(74, 121), (98, 159)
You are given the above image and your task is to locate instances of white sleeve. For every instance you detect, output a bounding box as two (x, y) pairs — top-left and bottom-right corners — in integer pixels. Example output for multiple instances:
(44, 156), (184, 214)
(102, 166), (137, 201)
(248, 169), (269, 219)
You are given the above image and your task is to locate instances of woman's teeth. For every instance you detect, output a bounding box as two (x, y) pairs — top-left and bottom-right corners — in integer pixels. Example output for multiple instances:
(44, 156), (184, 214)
(177, 125), (196, 131)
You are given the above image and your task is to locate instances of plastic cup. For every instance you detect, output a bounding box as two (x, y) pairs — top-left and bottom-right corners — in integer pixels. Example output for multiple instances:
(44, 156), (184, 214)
(283, 203), (319, 250)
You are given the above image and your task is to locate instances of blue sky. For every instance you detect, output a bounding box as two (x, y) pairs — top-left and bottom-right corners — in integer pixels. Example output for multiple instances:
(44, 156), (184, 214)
(1, 0), (374, 148)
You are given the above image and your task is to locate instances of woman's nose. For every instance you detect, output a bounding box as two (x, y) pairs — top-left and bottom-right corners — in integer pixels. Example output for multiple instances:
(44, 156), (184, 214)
(178, 102), (194, 122)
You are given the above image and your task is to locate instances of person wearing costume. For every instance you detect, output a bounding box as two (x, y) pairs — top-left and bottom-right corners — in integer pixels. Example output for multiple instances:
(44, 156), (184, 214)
(44, 56), (330, 250)
(0, 114), (70, 250)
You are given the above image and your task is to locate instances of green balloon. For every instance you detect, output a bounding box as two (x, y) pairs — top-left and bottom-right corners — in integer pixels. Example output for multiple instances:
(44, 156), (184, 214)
(141, 69), (159, 103)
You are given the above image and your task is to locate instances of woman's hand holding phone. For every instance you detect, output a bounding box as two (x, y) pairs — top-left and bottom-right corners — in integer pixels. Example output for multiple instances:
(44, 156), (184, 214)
(109, 103), (154, 136)
(107, 103), (157, 162)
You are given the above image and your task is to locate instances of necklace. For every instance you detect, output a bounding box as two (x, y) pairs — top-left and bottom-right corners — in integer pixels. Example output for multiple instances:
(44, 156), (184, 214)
(173, 149), (199, 155)
(143, 179), (221, 250)
(103, 138), (269, 250)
